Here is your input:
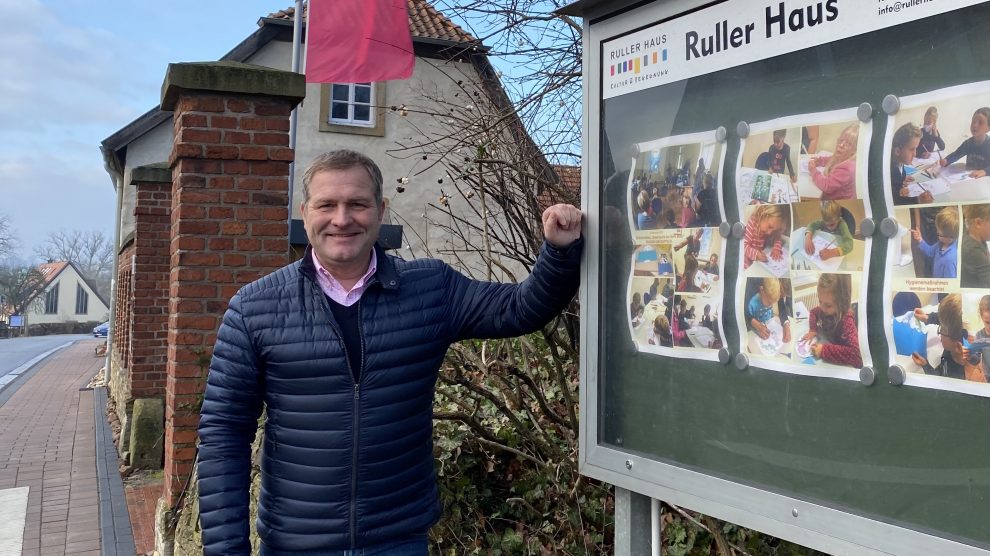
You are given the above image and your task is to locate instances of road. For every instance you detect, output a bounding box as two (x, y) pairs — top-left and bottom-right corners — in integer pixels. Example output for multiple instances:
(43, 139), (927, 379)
(0, 334), (92, 383)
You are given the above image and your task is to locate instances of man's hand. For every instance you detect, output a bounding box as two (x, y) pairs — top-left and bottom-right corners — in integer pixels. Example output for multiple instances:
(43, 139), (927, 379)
(542, 204), (583, 248)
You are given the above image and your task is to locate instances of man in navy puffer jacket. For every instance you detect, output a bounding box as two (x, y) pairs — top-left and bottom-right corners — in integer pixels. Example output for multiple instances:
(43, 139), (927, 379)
(198, 149), (583, 555)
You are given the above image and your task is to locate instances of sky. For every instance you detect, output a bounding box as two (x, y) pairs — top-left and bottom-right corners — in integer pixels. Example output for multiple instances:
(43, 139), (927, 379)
(0, 0), (306, 261)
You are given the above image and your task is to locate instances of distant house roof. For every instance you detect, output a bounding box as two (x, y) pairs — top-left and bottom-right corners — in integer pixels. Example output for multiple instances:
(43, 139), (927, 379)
(37, 261), (69, 285)
(267, 1), (478, 44)
(537, 164), (581, 210)
(24, 261), (110, 310)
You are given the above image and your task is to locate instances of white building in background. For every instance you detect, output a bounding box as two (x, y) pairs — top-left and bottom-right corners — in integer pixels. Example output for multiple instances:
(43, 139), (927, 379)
(24, 261), (109, 328)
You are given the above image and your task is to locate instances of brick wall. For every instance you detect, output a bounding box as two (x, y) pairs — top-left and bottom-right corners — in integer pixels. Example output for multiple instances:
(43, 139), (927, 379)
(128, 179), (172, 398)
(112, 243), (135, 377)
(162, 86), (299, 506)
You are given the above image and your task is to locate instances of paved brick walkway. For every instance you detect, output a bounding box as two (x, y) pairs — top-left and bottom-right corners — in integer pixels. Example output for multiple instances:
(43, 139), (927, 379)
(0, 340), (104, 556)
(125, 479), (161, 555)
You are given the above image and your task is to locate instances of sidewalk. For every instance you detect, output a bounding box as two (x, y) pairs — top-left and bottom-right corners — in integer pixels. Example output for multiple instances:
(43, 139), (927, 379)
(0, 339), (127, 556)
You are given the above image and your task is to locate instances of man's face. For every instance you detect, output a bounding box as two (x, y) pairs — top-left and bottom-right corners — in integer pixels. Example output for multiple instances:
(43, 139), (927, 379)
(302, 167), (384, 274)
(773, 136), (784, 149)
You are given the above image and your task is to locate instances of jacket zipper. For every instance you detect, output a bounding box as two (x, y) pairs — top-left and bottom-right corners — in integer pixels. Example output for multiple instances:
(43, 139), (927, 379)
(311, 280), (370, 549)
(349, 298), (366, 549)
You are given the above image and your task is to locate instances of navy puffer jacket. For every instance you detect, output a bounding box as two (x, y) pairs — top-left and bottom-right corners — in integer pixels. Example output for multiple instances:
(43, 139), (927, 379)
(197, 240), (582, 554)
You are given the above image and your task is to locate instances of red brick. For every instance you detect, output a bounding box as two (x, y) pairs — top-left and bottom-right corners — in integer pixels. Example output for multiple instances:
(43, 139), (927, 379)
(208, 269), (235, 282)
(173, 284), (216, 298)
(262, 207), (288, 220)
(175, 159), (222, 174)
(252, 192), (287, 206)
(221, 221), (248, 235)
(208, 206), (235, 220)
(271, 147), (295, 162)
(253, 132), (289, 146)
(237, 238), (262, 251)
(177, 96), (225, 112)
(240, 146), (269, 161)
(178, 113), (208, 127)
(224, 131), (252, 144)
(173, 300), (205, 313)
(178, 129), (222, 144)
(226, 98), (251, 113)
(175, 220), (219, 235)
(222, 191), (250, 204)
(170, 429), (200, 444)
(205, 145), (240, 159)
(181, 191), (220, 204)
(263, 177), (289, 191)
(252, 222), (286, 237)
(211, 115), (238, 129)
(175, 252), (221, 266)
(250, 161), (290, 176)
(173, 143), (203, 158)
(238, 177), (264, 190)
(251, 254), (288, 268)
(176, 174), (206, 189)
(223, 254), (247, 266)
(223, 160), (250, 175)
(265, 119), (291, 131)
(209, 176), (235, 189)
(170, 331), (205, 346)
(235, 207), (262, 220)
(208, 237), (235, 250)
(239, 117), (266, 131)
(172, 205), (206, 220)
(174, 237), (205, 251)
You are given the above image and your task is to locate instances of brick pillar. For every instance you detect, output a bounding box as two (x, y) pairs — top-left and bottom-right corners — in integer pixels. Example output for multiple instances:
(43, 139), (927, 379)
(159, 62), (304, 506)
(129, 164), (173, 399)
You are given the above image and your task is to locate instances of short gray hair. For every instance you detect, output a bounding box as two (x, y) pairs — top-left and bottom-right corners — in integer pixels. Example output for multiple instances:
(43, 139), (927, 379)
(302, 150), (383, 205)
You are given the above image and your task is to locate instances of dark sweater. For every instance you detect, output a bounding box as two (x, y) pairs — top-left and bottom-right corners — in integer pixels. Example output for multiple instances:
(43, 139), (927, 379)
(327, 296), (362, 383)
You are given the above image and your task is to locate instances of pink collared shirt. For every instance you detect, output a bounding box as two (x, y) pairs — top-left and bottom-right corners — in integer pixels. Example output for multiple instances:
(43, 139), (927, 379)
(311, 250), (378, 307)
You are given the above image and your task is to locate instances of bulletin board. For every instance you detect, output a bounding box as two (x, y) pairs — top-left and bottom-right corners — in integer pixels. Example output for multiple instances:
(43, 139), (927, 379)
(577, 0), (990, 554)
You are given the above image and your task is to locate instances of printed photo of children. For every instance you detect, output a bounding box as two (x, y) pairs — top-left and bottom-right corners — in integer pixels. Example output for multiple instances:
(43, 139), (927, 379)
(627, 130), (727, 363)
(735, 109), (872, 379)
(628, 134), (724, 237)
(791, 200), (867, 272)
(884, 82), (990, 396)
(742, 204), (791, 277)
(737, 117), (869, 206)
(884, 84), (990, 207)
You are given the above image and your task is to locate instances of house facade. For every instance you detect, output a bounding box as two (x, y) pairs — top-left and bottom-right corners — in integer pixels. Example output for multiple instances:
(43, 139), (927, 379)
(24, 261), (109, 329)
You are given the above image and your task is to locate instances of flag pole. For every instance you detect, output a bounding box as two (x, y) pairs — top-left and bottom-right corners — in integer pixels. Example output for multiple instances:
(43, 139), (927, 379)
(287, 0), (305, 237)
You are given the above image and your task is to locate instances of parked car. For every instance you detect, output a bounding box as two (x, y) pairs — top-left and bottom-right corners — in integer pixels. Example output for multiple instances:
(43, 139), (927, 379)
(93, 321), (109, 338)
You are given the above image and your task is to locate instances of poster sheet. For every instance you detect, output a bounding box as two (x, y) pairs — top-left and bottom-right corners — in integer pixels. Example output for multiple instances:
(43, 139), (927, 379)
(733, 109), (873, 379)
(626, 131), (727, 361)
(883, 81), (990, 397)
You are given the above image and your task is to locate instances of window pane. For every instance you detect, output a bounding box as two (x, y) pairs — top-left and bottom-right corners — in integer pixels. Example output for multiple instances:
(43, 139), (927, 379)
(354, 85), (371, 104)
(354, 105), (371, 122)
(331, 102), (349, 120)
(331, 84), (350, 101)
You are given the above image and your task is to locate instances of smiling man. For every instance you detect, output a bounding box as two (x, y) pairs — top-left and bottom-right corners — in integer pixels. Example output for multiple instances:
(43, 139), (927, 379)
(197, 150), (583, 555)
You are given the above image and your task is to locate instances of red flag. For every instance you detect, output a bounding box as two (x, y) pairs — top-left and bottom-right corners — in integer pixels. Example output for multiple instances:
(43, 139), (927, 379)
(305, 0), (415, 84)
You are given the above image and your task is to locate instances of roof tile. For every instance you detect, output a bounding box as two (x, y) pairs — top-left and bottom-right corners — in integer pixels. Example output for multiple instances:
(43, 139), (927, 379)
(269, 0), (477, 44)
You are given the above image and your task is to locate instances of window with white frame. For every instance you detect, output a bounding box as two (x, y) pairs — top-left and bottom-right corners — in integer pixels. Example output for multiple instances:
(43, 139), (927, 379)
(329, 83), (374, 127)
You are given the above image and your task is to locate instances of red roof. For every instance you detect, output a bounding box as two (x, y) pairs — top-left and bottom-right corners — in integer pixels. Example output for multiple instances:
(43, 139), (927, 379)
(37, 261), (69, 286)
(267, 1), (478, 44)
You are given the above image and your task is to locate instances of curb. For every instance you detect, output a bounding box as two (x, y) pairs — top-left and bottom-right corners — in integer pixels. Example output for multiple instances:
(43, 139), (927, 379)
(94, 386), (138, 556)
